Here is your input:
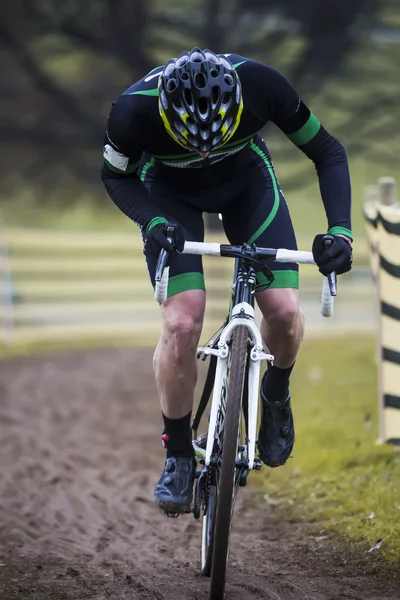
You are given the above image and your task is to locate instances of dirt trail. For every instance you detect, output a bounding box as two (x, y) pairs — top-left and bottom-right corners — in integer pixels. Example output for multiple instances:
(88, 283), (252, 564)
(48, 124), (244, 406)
(0, 348), (398, 600)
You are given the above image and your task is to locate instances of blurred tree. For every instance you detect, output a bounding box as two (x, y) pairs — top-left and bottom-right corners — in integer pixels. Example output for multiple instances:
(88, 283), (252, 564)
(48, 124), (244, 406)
(237, 0), (379, 88)
(0, 0), (398, 205)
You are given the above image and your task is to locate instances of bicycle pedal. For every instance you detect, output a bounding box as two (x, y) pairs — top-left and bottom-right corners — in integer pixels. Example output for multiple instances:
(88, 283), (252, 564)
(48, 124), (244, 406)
(253, 458), (262, 470)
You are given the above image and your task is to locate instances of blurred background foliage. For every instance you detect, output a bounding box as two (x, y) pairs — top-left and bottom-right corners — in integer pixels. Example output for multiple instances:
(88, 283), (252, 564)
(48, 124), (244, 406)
(1, 0), (400, 235)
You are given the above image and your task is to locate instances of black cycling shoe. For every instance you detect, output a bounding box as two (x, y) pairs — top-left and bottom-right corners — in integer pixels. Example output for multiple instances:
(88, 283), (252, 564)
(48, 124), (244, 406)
(257, 377), (295, 468)
(154, 456), (196, 516)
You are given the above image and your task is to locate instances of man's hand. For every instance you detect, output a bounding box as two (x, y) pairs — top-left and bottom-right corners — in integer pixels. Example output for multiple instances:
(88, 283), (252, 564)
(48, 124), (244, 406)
(144, 220), (185, 260)
(312, 234), (353, 275)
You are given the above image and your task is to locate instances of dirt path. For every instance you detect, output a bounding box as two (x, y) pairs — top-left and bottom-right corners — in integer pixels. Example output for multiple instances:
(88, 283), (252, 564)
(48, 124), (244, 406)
(0, 348), (398, 600)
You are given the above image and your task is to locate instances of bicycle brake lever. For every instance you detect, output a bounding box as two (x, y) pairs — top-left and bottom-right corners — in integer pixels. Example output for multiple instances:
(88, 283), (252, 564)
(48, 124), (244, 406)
(155, 226), (175, 282)
(322, 234), (337, 297)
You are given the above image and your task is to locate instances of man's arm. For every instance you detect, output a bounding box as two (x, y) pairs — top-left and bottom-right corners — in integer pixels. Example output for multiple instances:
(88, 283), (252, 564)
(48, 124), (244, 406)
(270, 71), (352, 242)
(243, 61), (352, 242)
(100, 97), (164, 230)
(274, 98), (352, 243)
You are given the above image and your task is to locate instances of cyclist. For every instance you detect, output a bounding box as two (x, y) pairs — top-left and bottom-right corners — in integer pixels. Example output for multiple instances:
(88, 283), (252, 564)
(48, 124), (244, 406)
(101, 48), (352, 516)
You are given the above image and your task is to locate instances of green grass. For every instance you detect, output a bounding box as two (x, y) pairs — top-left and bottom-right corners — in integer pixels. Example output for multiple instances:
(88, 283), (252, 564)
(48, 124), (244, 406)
(259, 334), (400, 566)
(0, 335), (149, 360)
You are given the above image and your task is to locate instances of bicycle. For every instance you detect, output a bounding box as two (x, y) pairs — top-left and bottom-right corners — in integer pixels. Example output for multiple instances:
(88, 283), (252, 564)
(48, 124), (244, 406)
(154, 230), (336, 600)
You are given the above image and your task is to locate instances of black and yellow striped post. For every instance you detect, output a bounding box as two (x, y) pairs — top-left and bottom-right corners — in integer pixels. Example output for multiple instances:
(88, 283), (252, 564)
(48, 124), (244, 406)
(363, 184), (379, 281)
(365, 177), (400, 444)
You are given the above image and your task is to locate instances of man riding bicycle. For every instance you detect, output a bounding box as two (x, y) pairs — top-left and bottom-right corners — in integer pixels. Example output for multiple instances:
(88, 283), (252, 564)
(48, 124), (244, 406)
(101, 48), (352, 516)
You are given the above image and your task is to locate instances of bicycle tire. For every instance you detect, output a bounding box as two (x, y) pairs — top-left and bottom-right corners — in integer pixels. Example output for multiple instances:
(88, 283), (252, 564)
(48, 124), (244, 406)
(209, 324), (248, 600)
(201, 481), (217, 576)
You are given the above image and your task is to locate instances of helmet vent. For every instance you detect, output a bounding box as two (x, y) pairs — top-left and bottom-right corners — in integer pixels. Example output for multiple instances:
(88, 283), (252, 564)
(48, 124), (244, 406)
(210, 68), (219, 78)
(187, 135), (199, 148)
(186, 119), (198, 135)
(236, 84), (241, 103)
(160, 89), (168, 110)
(200, 125), (210, 140)
(212, 133), (222, 146)
(198, 97), (208, 116)
(181, 71), (190, 81)
(191, 51), (204, 62)
(211, 116), (222, 132)
(220, 57), (233, 70)
(222, 92), (231, 105)
(184, 88), (194, 107)
(205, 52), (218, 64)
(174, 120), (185, 134)
(225, 116), (233, 130)
(224, 73), (234, 87)
(194, 72), (207, 89)
(176, 55), (188, 67)
(164, 62), (175, 77)
(211, 86), (219, 106)
(173, 98), (182, 110)
(166, 78), (177, 92)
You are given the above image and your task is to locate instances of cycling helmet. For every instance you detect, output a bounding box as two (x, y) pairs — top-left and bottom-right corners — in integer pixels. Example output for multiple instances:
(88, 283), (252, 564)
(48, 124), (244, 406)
(158, 48), (243, 152)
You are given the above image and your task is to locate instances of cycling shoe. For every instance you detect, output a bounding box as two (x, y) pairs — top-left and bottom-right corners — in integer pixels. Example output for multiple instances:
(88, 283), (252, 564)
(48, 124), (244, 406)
(154, 456), (196, 516)
(257, 383), (294, 468)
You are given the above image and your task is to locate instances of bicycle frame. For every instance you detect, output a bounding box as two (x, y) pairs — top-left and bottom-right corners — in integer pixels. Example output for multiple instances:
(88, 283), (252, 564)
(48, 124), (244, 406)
(197, 258), (273, 471)
(155, 236), (336, 471)
(154, 236), (336, 592)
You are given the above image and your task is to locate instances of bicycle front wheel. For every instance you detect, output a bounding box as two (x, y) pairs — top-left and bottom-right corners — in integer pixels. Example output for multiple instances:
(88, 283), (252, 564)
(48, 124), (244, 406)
(201, 479), (217, 576)
(209, 324), (248, 600)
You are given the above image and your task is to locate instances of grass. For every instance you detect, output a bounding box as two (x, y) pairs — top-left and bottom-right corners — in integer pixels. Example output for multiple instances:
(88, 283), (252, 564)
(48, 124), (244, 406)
(259, 334), (400, 567)
(0, 336), (140, 360)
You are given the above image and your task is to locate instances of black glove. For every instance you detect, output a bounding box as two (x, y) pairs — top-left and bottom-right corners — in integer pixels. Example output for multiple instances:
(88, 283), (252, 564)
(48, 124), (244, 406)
(312, 234), (353, 275)
(143, 221), (185, 260)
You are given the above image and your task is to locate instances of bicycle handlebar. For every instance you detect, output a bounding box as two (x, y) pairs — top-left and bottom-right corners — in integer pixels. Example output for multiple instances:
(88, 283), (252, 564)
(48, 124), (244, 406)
(154, 240), (335, 317)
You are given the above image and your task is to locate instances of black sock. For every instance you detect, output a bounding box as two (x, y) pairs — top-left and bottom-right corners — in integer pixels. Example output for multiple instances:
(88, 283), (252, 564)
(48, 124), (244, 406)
(162, 411), (194, 458)
(262, 363), (294, 404)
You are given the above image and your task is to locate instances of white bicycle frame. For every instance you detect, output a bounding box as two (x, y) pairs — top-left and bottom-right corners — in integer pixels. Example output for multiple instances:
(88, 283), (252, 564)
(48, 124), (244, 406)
(197, 301), (273, 470)
(155, 241), (334, 470)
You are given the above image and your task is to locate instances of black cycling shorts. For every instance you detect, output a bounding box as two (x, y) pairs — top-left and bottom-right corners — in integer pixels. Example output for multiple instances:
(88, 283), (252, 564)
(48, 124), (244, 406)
(143, 136), (298, 298)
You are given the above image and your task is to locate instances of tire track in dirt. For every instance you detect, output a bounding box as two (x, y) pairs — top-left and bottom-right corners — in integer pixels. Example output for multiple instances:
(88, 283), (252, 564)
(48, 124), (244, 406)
(0, 348), (398, 599)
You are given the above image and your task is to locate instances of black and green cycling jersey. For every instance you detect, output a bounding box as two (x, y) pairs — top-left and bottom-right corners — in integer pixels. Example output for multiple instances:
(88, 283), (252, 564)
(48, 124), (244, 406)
(101, 53), (352, 240)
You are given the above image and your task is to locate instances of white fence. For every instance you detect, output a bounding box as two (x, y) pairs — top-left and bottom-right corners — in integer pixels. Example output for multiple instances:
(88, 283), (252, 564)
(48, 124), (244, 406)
(0, 227), (234, 348)
(0, 225), (375, 351)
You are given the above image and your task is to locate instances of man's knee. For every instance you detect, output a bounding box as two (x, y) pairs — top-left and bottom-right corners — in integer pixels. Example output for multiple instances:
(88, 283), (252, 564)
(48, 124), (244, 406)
(258, 289), (301, 331)
(161, 290), (205, 358)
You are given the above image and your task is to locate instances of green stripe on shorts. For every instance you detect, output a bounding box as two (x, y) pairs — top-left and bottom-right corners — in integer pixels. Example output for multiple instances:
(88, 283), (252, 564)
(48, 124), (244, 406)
(165, 272), (205, 298)
(248, 140), (280, 244)
(256, 269), (299, 290)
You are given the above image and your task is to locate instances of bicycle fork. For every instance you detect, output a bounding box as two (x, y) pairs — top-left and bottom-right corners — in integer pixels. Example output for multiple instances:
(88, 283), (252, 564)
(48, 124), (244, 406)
(197, 303), (273, 471)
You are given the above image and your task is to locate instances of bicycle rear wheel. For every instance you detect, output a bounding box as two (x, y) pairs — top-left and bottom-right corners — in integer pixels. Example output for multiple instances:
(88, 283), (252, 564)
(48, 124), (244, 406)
(209, 324), (248, 600)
